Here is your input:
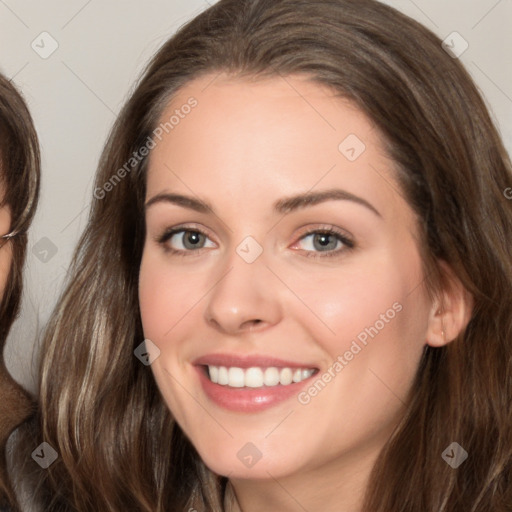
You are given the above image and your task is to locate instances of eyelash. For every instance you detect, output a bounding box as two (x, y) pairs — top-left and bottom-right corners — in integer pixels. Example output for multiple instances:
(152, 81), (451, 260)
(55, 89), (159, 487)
(156, 224), (355, 259)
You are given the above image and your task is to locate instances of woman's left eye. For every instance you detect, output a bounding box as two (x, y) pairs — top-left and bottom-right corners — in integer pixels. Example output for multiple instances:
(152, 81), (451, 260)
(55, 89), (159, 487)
(293, 228), (354, 258)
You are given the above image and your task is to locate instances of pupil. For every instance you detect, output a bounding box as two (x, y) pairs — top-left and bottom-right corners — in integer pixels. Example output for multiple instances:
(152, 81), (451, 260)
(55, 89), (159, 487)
(186, 232), (201, 247)
(315, 233), (335, 251)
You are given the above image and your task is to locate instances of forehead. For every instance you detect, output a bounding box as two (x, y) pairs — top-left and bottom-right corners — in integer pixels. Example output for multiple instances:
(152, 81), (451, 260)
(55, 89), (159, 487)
(155, 73), (376, 150)
(146, 73), (411, 225)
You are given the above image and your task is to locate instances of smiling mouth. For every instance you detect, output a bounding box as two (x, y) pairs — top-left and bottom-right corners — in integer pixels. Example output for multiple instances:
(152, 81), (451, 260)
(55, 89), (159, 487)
(202, 365), (318, 388)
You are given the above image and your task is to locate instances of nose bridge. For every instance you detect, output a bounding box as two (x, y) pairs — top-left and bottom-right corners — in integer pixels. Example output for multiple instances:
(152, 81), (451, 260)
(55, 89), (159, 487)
(204, 236), (281, 334)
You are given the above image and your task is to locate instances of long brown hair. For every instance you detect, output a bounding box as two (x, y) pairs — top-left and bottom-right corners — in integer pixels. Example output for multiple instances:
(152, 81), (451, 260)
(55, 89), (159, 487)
(18, 0), (511, 510)
(0, 73), (40, 509)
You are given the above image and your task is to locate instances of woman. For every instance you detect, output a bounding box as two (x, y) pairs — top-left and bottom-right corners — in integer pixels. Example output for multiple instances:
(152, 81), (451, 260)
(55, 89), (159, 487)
(0, 74), (40, 511)
(18, 0), (511, 510)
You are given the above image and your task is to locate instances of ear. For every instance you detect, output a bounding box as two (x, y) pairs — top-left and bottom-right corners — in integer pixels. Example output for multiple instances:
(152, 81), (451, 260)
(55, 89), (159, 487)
(425, 260), (474, 347)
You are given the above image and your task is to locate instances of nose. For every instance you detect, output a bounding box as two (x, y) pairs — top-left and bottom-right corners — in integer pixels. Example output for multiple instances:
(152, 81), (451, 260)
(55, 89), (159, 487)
(204, 248), (283, 336)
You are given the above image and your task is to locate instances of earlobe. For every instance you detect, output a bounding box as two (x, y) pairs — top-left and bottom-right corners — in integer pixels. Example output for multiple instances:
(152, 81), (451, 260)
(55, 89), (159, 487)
(425, 261), (474, 348)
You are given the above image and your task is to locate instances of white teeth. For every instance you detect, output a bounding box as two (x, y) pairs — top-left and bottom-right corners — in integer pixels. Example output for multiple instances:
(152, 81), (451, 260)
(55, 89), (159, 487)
(207, 365), (315, 388)
(218, 366), (229, 385)
(301, 369), (314, 380)
(280, 368), (293, 385)
(209, 366), (219, 384)
(245, 367), (263, 388)
(263, 367), (280, 386)
(228, 367), (245, 388)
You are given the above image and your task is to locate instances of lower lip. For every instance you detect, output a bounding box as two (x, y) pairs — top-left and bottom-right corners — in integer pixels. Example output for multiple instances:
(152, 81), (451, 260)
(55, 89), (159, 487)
(195, 366), (315, 413)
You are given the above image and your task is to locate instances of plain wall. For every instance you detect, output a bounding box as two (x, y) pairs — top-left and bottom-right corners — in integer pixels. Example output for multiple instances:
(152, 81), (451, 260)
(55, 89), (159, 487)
(1, 0), (511, 393)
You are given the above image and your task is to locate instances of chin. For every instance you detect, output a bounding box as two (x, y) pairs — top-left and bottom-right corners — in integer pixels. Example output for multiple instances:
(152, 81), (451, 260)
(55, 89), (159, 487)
(190, 433), (312, 481)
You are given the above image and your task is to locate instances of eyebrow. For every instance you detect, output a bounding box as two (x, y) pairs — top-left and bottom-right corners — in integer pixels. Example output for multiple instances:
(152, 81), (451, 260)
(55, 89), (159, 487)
(145, 188), (381, 217)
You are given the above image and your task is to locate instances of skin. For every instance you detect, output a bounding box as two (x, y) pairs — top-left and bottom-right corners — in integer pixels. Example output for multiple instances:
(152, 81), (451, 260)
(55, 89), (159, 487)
(139, 74), (472, 512)
(0, 193), (11, 294)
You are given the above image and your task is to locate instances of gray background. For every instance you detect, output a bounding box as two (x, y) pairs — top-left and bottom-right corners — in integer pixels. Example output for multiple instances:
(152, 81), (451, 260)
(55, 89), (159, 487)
(1, 0), (511, 393)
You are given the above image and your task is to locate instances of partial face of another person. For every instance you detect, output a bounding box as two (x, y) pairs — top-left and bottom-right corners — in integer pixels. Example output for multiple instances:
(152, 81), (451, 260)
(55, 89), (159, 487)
(139, 74), (434, 480)
(0, 185), (11, 298)
(0, 179), (15, 441)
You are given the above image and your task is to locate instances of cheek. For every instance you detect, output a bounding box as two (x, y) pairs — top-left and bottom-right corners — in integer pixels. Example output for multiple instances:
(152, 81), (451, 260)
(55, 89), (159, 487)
(278, 251), (426, 355)
(138, 248), (202, 431)
(138, 249), (199, 340)
(294, 252), (428, 420)
(286, 248), (429, 412)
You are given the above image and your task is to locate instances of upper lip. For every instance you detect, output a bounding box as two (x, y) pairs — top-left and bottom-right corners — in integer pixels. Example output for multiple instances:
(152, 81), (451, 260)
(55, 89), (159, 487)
(193, 353), (318, 369)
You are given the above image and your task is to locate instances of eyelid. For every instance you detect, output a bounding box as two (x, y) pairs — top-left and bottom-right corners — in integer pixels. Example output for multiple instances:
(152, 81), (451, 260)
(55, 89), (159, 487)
(291, 224), (354, 257)
(155, 223), (216, 245)
(154, 225), (214, 259)
(294, 223), (353, 241)
(155, 223), (355, 258)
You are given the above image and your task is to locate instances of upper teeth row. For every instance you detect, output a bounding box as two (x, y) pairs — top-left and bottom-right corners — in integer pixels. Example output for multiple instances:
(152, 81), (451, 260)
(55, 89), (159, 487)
(208, 366), (315, 388)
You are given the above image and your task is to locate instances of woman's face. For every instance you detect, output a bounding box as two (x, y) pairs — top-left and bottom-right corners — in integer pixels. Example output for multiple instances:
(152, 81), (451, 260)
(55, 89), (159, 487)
(139, 74), (433, 481)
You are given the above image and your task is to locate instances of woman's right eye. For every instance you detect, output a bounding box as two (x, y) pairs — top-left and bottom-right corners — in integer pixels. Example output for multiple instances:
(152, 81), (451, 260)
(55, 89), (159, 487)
(158, 227), (216, 255)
